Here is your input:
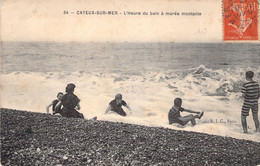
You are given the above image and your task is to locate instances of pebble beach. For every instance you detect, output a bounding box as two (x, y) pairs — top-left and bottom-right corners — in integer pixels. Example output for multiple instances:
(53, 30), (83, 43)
(1, 108), (260, 165)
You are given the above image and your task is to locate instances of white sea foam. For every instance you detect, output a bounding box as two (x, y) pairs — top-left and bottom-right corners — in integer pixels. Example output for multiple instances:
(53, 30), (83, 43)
(1, 66), (260, 142)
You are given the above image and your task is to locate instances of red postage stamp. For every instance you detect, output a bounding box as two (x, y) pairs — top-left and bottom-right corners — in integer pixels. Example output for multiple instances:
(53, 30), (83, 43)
(223, 0), (258, 41)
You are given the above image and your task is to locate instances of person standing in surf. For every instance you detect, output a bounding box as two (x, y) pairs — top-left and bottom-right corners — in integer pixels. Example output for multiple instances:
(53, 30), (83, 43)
(55, 83), (84, 119)
(46, 92), (64, 115)
(168, 98), (204, 126)
(241, 71), (260, 133)
(105, 94), (132, 116)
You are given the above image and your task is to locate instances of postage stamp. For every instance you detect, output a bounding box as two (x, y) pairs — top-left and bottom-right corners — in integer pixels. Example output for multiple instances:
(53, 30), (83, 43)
(223, 0), (258, 41)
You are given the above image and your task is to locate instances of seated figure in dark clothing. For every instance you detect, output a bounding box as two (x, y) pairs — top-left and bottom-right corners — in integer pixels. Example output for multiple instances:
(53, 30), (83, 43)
(55, 83), (84, 119)
(168, 98), (204, 126)
(105, 94), (132, 116)
(46, 92), (64, 115)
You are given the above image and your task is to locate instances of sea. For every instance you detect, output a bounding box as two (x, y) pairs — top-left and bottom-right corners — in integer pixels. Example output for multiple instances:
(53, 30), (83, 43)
(1, 42), (260, 142)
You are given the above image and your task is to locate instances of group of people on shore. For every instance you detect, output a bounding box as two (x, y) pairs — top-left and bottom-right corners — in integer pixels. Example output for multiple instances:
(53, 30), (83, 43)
(47, 83), (84, 119)
(46, 71), (260, 133)
(46, 84), (131, 119)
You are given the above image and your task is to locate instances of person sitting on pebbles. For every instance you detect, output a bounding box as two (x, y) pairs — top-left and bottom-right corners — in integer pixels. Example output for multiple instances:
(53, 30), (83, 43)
(55, 83), (84, 119)
(46, 92), (64, 115)
(168, 98), (204, 126)
(105, 94), (132, 116)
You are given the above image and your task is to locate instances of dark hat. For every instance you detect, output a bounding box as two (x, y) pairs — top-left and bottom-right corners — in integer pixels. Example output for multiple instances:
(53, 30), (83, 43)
(115, 94), (122, 100)
(174, 98), (182, 107)
(57, 92), (64, 97)
(246, 71), (254, 78)
(66, 83), (76, 93)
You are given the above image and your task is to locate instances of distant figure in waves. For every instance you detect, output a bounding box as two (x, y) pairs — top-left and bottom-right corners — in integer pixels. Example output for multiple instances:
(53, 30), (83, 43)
(168, 98), (204, 126)
(46, 92), (64, 115)
(241, 71), (260, 133)
(105, 94), (132, 116)
(55, 83), (84, 119)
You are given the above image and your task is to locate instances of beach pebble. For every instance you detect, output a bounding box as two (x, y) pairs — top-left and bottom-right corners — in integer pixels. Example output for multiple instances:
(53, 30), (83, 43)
(1, 108), (260, 166)
(63, 155), (68, 160)
(87, 159), (92, 163)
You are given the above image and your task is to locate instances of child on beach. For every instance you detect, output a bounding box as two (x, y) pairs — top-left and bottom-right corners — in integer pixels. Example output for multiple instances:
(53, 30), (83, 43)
(46, 92), (64, 115)
(105, 94), (132, 116)
(241, 71), (260, 133)
(168, 98), (204, 126)
(55, 83), (84, 119)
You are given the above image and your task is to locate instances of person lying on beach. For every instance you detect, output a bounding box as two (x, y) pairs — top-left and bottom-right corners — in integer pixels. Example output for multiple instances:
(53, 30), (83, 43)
(55, 83), (84, 119)
(105, 94), (132, 116)
(241, 71), (260, 133)
(168, 98), (204, 126)
(46, 92), (64, 115)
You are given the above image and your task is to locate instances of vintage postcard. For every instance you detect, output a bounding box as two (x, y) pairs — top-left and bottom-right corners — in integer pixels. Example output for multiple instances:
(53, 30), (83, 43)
(1, 0), (259, 165)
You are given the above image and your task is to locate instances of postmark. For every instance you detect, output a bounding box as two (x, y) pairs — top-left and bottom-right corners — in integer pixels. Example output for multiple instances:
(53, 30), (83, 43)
(223, 0), (258, 41)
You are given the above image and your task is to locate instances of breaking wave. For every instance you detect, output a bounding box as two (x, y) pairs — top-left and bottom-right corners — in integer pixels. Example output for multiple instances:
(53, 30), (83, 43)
(1, 65), (260, 141)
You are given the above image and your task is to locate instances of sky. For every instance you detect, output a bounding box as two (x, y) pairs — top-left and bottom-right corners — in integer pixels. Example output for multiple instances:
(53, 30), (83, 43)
(1, 0), (228, 42)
